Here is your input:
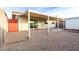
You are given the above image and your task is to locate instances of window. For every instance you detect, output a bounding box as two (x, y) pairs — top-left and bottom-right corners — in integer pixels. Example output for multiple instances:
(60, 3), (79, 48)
(44, 21), (48, 24)
(52, 22), (55, 24)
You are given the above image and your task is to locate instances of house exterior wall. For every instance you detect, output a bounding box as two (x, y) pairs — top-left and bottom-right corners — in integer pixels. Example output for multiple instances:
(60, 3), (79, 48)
(18, 16), (28, 31)
(38, 20), (56, 29)
(65, 18), (79, 30)
(16, 16), (56, 31)
(48, 21), (56, 28)
(12, 12), (57, 31)
(0, 8), (8, 42)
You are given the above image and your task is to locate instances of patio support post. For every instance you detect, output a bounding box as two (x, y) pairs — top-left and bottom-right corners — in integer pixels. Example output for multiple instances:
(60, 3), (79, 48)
(63, 20), (65, 30)
(48, 16), (49, 33)
(57, 18), (59, 30)
(37, 19), (39, 29)
(28, 9), (31, 38)
(33, 19), (34, 29)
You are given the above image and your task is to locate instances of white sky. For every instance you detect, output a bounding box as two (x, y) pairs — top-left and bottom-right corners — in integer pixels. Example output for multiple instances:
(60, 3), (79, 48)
(3, 7), (79, 19)
(45, 7), (79, 18)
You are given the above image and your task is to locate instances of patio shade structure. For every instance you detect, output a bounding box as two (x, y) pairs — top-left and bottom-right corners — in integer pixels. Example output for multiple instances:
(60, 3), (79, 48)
(26, 9), (58, 38)
(12, 9), (59, 38)
(57, 18), (60, 30)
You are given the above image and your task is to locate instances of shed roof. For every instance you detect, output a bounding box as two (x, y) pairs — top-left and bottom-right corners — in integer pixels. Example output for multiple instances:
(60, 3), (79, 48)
(65, 17), (79, 20)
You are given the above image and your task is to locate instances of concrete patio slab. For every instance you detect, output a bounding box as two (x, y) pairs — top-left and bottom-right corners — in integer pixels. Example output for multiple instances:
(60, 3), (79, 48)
(0, 29), (79, 51)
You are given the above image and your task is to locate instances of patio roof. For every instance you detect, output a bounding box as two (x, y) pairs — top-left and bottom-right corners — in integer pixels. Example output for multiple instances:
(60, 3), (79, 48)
(12, 9), (63, 38)
(12, 9), (58, 21)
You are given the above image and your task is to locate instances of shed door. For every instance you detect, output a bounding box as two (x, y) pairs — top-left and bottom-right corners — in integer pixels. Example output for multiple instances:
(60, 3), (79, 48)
(8, 20), (18, 32)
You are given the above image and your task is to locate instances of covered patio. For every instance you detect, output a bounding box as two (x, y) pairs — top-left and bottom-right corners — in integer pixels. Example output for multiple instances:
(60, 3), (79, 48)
(12, 9), (64, 38)
(18, 9), (59, 38)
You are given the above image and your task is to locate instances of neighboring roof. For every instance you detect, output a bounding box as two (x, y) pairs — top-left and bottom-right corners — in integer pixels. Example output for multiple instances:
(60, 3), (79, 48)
(12, 11), (24, 15)
(65, 17), (79, 20)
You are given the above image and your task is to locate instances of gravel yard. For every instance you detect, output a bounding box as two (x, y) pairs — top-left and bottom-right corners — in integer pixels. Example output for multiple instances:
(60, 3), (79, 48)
(0, 29), (79, 51)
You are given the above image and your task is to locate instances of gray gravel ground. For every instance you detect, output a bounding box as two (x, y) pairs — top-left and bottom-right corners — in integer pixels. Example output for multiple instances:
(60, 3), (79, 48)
(0, 29), (79, 51)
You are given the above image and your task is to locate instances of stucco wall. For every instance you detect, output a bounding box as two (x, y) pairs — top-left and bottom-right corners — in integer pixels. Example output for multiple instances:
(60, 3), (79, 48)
(0, 8), (8, 42)
(18, 16), (28, 31)
(18, 16), (56, 31)
(38, 20), (56, 29)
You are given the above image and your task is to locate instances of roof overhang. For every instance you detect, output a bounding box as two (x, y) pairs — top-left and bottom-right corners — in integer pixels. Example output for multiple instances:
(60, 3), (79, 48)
(12, 11), (24, 15)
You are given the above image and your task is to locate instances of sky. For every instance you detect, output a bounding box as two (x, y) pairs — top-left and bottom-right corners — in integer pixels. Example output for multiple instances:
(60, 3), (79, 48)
(3, 7), (79, 19)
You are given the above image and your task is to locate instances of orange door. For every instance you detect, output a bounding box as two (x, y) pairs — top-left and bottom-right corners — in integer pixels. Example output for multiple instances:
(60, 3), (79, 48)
(8, 19), (18, 32)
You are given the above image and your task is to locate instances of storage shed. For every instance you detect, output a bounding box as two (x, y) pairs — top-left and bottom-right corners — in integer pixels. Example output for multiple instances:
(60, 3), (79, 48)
(8, 19), (18, 32)
(65, 17), (79, 30)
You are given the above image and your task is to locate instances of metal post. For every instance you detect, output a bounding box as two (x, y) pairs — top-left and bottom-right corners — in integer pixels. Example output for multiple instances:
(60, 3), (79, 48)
(63, 20), (65, 30)
(48, 16), (49, 33)
(33, 20), (34, 29)
(57, 18), (59, 30)
(37, 19), (39, 29)
(28, 9), (31, 38)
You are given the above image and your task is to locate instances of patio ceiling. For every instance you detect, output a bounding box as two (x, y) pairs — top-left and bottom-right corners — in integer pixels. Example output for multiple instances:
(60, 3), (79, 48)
(12, 10), (58, 21)
(24, 12), (58, 21)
